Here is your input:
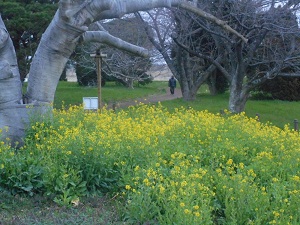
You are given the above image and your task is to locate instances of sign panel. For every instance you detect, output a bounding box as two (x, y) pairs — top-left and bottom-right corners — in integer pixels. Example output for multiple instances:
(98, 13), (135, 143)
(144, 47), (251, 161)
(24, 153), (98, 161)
(83, 97), (98, 110)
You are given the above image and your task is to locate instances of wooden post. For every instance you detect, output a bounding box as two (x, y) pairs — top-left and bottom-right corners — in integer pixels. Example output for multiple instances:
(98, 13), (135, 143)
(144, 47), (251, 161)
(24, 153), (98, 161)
(96, 50), (102, 109)
(91, 50), (107, 110)
(294, 119), (298, 132)
(112, 102), (116, 112)
(256, 113), (260, 122)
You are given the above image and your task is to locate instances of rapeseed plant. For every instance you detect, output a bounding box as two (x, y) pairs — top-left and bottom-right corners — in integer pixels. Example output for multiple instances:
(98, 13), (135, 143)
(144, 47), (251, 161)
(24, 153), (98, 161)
(0, 103), (299, 224)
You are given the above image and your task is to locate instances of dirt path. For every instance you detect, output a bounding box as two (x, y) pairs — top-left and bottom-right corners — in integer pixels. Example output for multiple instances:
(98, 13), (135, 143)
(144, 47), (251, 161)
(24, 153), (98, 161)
(106, 88), (182, 110)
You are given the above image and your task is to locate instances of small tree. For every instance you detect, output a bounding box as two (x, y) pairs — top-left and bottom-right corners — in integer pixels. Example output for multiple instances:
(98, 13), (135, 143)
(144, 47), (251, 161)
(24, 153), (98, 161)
(137, 6), (235, 100)
(172, 0), (300, 112)
(74, 17), (153, 88)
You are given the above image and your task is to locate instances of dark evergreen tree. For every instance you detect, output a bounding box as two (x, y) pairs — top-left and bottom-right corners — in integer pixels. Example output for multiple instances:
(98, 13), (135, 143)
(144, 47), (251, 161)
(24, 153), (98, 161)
(0, 0), (57, 80)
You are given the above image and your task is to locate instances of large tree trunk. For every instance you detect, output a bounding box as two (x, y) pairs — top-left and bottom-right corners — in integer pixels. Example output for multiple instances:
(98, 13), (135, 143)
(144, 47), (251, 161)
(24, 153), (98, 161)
(228, 43), (250, 113)
(228, 89), (248, 113)
(0, 18), (25, 146)
(26, 12), (84, 104)
(207, 71), (217, 95)
(228, 75), (250, 113)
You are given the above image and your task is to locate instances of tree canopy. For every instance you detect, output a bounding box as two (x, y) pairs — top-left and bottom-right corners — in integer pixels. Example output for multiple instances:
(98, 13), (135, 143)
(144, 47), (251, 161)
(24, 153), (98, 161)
(0, 0), (57, 78)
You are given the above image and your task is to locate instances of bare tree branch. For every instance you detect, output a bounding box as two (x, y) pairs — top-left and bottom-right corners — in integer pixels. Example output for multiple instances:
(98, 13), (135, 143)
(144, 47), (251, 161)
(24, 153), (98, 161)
(82, 31), (149, 57)
(177, 2), (248, 43)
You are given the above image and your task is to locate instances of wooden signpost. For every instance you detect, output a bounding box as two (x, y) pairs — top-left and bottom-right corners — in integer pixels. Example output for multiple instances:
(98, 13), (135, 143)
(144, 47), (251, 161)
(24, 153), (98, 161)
(90, 50), (107, 109)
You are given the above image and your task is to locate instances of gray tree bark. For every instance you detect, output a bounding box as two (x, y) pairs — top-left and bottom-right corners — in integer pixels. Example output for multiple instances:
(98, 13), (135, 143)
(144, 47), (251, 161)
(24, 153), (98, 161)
(0, 18), (27, 147)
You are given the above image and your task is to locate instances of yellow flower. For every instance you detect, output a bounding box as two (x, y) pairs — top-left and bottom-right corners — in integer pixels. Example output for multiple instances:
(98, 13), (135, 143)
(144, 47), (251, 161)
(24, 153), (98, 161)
(194, 212), (200, 217)
(193, 205), (199, 210)
(238, 163), (244, 169)
(159, 186), (165, 193)
(125, 185), (131, 190)
(181, 181), (188, 187)
(226, 159), (233, 165)
(180, 202), (185, 207)
(184, 209), (191, 214)
(216, 168), (222, 174)
(273, 211), (280, 217)
(292, 175), (300, 182)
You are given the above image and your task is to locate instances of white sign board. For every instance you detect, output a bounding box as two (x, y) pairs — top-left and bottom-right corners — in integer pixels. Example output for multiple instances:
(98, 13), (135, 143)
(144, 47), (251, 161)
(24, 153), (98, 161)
(83, 97), (98, 110)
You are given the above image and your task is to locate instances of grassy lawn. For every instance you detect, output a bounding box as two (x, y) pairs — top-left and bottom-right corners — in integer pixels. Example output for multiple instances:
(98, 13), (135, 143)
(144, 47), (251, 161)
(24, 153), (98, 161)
(53, 81), (167, 108)
(161, 93), (300, 129)
(23, 81), (300, 128)
(23, 81), (299, 128)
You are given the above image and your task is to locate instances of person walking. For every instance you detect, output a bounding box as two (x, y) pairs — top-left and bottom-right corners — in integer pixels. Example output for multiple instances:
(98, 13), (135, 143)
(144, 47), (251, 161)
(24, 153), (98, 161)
(168, 76), (176, 95)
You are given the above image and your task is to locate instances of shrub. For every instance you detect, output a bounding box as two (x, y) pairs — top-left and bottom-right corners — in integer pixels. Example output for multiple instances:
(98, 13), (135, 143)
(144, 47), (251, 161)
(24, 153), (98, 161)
(257, 76), (300, 101)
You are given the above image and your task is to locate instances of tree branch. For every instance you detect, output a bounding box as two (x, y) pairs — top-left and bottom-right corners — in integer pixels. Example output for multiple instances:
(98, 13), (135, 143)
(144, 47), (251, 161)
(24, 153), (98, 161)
(177, 1), (248, 43)
(82, 31), (149, 57)
(94, 0), (248, 43)
(172, 36), (231, 80)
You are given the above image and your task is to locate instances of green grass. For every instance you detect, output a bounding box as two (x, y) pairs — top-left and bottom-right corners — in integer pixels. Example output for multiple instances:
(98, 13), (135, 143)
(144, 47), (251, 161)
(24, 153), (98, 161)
(53, 81), (167, 108)
(161, 93), (300, 129)
(23, 81), (300, 128)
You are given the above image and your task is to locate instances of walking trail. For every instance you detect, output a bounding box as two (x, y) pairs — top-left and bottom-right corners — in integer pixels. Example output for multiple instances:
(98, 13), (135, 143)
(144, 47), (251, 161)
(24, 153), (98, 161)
(106, 88), (182, 110)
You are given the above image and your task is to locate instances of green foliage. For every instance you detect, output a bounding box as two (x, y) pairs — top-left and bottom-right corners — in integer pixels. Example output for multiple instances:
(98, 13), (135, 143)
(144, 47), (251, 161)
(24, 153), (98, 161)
(137, 72), (153, 86)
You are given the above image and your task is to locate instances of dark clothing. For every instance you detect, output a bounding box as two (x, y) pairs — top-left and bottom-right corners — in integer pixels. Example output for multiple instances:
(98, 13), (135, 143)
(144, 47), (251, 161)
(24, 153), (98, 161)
(168, 77), (176, 95)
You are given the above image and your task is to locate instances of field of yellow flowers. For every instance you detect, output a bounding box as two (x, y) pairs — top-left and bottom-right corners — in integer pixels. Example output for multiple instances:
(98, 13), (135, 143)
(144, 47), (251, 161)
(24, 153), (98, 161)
(1, 103), (300, 224)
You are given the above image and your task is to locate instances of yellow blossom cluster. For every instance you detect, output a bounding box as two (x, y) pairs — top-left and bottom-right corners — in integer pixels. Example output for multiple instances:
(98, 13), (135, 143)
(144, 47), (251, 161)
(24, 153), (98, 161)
(0, 103), (300, 224)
